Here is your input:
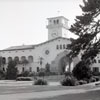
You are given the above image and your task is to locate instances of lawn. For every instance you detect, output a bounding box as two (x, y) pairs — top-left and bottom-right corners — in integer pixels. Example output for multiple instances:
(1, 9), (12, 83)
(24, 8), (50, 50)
(30, 89), (100, 100)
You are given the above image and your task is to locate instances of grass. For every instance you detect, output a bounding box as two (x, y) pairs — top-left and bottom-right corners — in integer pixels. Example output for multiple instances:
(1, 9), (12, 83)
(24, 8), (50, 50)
(30, 89), (100, 100)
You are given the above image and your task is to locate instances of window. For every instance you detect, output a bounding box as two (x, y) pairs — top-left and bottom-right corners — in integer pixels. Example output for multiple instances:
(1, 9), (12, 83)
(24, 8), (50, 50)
(66, 44), (68, 49)
(93, 67), (99, 72)
(2, 57), (6, 64)
(28, 56), (33, 63)
(21, 56), (26, 62)
(37, 67), (39, 72)
(54, 20), (56, 24)
(8, 57), (12, 63)
(56, 45), (59, 49)
(60, 45), (62, 49)
(63, 44), (66, 49)
(57, 19), (59, 24)
(49, 20), (52, 23)
(3, 67), (5, 71)
(22, 67), (25, 72)
(93, 59), (97, 63)
(14, 56), (19, 64)
(29, 67), (32, 72)
(98, 60), (100, 63)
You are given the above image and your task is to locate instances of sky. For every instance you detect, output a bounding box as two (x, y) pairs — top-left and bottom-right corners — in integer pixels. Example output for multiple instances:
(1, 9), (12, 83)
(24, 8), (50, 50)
(0, 0), (83, 50)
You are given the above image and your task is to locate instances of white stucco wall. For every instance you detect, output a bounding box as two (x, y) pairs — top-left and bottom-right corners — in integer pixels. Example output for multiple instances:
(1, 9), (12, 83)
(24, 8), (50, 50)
(0, 38), (71, 73)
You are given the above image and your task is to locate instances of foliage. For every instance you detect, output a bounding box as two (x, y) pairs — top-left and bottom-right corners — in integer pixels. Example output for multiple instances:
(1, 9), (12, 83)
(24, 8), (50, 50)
(38, 70), (45, 78)
(64, 71), (72, 77)
(61, 76), (77, 86)
(16, 77), (32, 81)
(78, 80), (87, 85)
(6, 60), (18, 80)
(34, 79), (48, 85)
(28, 71), (36, 77)
(21, 70), (30, 77)
(89, 77), (96, 82)
(0, 69), (5, 79)
(45, 63), (50, 72)
(92, 71), (100, 76)
(72, 61), (92, 80)
(93, 76), (100, 81)
(68, 0), (100, 65)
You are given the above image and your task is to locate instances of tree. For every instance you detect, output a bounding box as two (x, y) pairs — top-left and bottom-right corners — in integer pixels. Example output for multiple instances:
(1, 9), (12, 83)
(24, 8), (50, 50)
(72, 61), (92, 80)
(45, 63), (50, 72)
(68, 0), (100, 65)
(6, 60), (18, 80)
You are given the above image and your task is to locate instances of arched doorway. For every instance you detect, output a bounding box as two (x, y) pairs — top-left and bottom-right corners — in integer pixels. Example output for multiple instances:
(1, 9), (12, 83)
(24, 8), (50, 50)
(51, 50), (72, 73)
(59, 56), (72, 73)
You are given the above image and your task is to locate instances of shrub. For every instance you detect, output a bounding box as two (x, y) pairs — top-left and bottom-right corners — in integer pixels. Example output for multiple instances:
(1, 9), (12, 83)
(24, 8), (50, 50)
(64, 71), (72, 77)
(78, 80), (87, 85)
(29, 71), (36, 77)
(0, 70), (5, 80)
(34, 79), (48, 85)
(45, 63), (50, 72)
(89, 77), (96, 82)
(38, 71), (45, 77)
(21, 71), (30, 77)
(6, 60), (18, 80)
(61, 76), (77, 86)
(83, 78), (89, 83)
(16, 77), (32, 81)
(72, 61), (92, 80)
(93, 76), (100, 81)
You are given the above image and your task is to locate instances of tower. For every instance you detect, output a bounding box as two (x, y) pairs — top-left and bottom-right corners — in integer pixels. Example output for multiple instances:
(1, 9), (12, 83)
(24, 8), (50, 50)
(46, 16), (69, 40)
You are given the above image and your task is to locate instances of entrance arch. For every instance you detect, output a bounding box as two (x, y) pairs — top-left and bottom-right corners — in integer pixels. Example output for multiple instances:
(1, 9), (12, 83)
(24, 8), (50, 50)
(59, 56), (71, 73)
(51, 50), (72, 73)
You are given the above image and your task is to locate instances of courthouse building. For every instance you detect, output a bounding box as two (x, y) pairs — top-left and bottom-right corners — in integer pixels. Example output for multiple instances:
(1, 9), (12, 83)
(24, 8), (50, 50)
(0, 16), (80, 73)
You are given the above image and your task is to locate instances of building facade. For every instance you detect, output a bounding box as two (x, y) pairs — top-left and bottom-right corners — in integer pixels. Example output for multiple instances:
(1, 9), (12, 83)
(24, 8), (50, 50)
(0, 16), (79, 74)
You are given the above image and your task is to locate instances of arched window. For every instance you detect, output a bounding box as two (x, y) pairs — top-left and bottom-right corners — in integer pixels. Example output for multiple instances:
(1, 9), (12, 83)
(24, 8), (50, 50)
(8, 57), (12, 63)
(28, 56), (33, 63)
(2, 57), (6, 64)
(14, 56), (19, 64)
(21, 56), (28, 64)
(21, 56), (26, 62)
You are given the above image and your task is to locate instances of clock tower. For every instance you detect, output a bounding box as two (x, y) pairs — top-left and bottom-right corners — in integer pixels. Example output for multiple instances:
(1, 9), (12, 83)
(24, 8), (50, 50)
(46, 16), (69, 40)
